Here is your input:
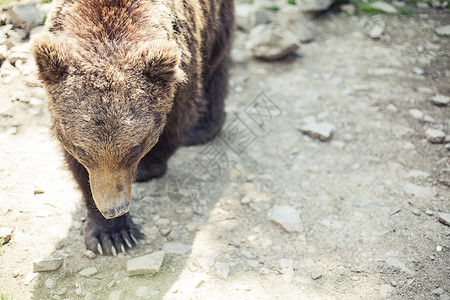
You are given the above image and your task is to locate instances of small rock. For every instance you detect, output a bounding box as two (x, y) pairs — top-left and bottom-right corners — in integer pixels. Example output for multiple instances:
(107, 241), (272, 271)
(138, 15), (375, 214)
(403, 183), (436, 198)
(127, 251), (165, 276)
(437, 212), (450, 227)
(300, 120), (335, 141)
(386, 257), (414, 275)
(386, 104), (398, 112)
(412, 208), (421, 216)
(0, 227), (13, 244)
(12, 270), (20, 278)
(79, 267), (98, 277)
(425, 128), (446, 143)
(435, 25), (450, 37)
(391, 280), (398, 287)
(245, 24), (300, 61)
(84, 250), (96, 259)
(417, 86), (434, 94)
(268, 205), (303, 233)
(412, 67), (424, 75)
(369, 24), (385, 39)
(311, 271), (322, 280)
(276, 6), (315, 43)
(32, 257), (63, 272)
(409, 108), (424, 119)
(55, 287), (66, 295)
(163, 242), (191, 255)
(380, 284), (395, 298)
(425, 209), (433, 216)
(135, 286), (159, 298)
(297, 0), (334, 12)
(369, 2), (398, 14)
(197, 250), (218, 271)
(430, 94), (449, 106)
(433, 288), (445, 295)
(24, 272), (37, 285)
(45, 278), (55, 289)
(215, 262), (230, 280)
(441, 294), (450, 300)
(406, 170), (429, 178)
(109, 290), (123, 300)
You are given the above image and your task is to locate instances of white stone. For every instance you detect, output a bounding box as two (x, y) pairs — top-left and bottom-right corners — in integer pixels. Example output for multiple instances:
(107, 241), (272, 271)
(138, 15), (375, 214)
(276, 6), (315, 43)
(135, 286), (159, 298)
(215, 262), (230, 279)
(163, 242), (191, 255)
(32, 257), (63, 272)
(24, 272), (37, 285)
(406, 170), (429, 178)
(300, 121), (335, 141)
(197, 250), (218, 271)
(370, 2), (398, 14)
(84, 250), (96, 259)
(409, 109), (424, 120)
(7, 3), (42, 32)
(437, 212), (450, 227)
(268, 205), (303, 233)
(109, 290), (123, 300)
(412, 67), (424, 75)
(430, 95), (449, 106)
(127, 251), (165, 276)
(380, 284), (395, 298)
(246, 24), (300, 61)
(386, 257), (415, 275)
(435, 25), (450, 36)
(279, 258), (294, 283)
(403, 183), (436, 198)
(79, 267), (98, 277)
(369, 24), (384, 39)
(45, 278), (55, 289)
(425, 128), (446, 143)
(297, 0), (334, 12)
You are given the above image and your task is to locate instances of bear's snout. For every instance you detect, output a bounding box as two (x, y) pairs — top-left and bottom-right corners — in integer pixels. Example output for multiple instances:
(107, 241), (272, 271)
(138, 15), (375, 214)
(88, 168), (133, 219)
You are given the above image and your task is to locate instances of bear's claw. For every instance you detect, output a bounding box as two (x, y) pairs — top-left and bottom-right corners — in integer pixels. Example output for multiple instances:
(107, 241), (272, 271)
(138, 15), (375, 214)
(84, 212), (142, 256)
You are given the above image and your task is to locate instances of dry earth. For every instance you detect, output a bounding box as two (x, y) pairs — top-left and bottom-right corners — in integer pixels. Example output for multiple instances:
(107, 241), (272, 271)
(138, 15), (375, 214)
(0, 1), (449, 299)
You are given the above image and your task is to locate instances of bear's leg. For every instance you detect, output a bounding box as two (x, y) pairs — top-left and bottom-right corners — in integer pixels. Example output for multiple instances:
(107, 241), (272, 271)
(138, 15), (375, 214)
(184, 55), (229, 146)
(135, 137), (176, 182)
(64, 151), (142, 255)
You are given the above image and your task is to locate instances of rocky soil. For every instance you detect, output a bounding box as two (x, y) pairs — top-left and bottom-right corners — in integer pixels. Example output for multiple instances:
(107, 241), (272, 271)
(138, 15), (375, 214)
(0, 0), (449, 299)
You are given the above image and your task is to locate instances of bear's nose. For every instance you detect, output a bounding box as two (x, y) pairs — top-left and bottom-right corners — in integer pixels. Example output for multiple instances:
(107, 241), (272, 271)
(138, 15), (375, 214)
(102, 204), (129, 219)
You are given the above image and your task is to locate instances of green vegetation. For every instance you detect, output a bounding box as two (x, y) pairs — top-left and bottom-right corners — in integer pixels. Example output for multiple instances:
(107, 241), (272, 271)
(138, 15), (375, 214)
(0, 0), (18, 5)
(0, 294), (13, 300)
(354, 0), (413, 15)
(287, 0), (297, 4)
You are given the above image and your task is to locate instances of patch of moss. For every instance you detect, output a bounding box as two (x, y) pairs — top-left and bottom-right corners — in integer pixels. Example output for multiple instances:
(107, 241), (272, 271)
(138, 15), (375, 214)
(355, 0), (413, 15)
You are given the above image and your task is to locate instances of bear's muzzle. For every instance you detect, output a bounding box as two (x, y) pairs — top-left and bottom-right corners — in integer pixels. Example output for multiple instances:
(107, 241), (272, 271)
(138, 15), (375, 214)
(88, 168), (133, 219)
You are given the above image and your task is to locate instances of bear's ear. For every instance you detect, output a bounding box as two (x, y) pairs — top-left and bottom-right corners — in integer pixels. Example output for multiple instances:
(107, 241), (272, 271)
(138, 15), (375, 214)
(31, 34), (69, 84)
(134, 40), (186, 85)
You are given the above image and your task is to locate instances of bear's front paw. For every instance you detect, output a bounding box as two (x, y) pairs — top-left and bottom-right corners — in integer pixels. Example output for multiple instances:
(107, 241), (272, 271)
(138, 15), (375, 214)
(83, 212), (142, 256)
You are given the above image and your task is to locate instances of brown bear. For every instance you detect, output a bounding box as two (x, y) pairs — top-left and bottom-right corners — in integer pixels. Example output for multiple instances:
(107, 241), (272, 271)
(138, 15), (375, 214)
(32, 0), (234, 256)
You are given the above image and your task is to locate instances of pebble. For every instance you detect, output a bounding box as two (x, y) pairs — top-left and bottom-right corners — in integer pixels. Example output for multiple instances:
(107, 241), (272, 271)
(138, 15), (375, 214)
(7, 2), (42, 32)
(109, 290), (123, 300)
(163, 242), (191, 255)
(311, 271), (322, 280)
(84, 250), (96, 259)
(412, 208), (421, 216)
(135, 286), (159, 298)
(12, 270), (20, 278)
(79, 267), (98, 277)
(0, 227), (13, 244)
(435, 25), (450, 36)
(245, 24), (300, 61)
(433, 288), (445, 295)
(403, 183), (436, 198)
(24, 272), (37, 285)
(385, 257), (414, 275)
(417, 86), (434, 94)
(197, 250), (218, 271)
(391, 280), (398, 287)
(276, 6), (315, 43)
(437, 212), (450, 227)
(300, 120), (335, 141)
(268, 205), (304, 233)
(412, 67), (424, 75)
(32, 257), (63, 272)
(127, 251), (165, 276)
(425, 128), (446, 143)
(369, 24), (385, 39)
(406, 170), (429, 178)
(430, 94), (449, 106)
(386, 104), (398, 112)
(380, 284), (395, 297)
(215, 262), (230, 280)
(425, 209), (433, 216)
(45, 278), (55, 289)
(370, 1), (398, 13)
(408, 108), (424, 120)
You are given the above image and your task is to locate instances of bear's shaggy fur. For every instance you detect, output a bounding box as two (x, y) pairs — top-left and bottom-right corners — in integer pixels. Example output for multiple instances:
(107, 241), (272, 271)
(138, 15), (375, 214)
(32, 0), (234, 255)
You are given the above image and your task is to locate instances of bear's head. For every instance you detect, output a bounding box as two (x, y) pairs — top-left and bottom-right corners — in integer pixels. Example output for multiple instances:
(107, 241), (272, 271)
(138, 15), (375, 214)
(32, 34), (185, 219)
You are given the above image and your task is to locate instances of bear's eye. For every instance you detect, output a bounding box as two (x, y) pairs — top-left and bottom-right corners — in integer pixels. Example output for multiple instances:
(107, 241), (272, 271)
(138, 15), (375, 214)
(74, 146), (86, 159)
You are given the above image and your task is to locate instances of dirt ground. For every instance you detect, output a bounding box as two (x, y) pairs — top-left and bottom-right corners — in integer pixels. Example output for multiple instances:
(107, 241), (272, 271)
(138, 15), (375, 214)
(0, 2), (449, 300)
